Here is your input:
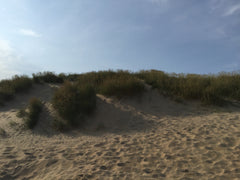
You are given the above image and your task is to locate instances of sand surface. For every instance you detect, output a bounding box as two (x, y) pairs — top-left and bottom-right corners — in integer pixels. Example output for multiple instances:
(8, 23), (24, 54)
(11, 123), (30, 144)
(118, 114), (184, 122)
(1, 84), (240, 179)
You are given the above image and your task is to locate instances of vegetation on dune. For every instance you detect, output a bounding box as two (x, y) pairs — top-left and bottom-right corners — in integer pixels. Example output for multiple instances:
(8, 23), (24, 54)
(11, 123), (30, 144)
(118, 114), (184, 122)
(77, 70), (145, 98)
(136, 70), (240, 105)
(51, 71), (144, 130)
(52, 81), (96, 130)
(99, 76), (145, 98)
(32, 71), (64, 83)
(0, 69), (239, 133)
(0, 75), (33, 105)
(1, 69), (240, 109)
(17, 97), (43, 129)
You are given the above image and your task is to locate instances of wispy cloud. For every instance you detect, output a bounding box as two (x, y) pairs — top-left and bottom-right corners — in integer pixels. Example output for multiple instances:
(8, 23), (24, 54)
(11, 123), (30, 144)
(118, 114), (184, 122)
(224, 3), (240, 16)
(19, 29), (41, 37)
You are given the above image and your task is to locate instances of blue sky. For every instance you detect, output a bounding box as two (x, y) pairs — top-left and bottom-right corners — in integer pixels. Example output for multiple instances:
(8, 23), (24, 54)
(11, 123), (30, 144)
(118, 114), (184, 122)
(0, 0), (240, 79)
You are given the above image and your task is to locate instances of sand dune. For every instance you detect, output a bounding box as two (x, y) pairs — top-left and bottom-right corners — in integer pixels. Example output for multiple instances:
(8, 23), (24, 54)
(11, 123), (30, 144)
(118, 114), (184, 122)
(1, 84), (240, 179)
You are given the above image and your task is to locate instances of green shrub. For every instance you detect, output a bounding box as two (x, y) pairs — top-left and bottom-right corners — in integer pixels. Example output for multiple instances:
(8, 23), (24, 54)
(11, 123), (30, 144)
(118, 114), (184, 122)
(23, 98), (43, 129)
(52, 82), (96, 127)
(32, 72), (64, 83)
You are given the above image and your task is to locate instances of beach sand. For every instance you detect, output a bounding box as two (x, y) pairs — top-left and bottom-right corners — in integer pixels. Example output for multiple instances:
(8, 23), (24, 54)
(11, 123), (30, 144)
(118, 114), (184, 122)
(1, 84), (240, 179)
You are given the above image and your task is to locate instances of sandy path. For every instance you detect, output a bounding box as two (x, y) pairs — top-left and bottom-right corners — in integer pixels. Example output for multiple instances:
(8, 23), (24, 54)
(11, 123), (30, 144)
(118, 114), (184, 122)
(1, 84), (240, 179)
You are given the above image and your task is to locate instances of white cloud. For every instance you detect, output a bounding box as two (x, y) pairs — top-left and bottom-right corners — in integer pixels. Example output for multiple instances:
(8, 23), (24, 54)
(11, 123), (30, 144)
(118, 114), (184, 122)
(19, 29), (41, 37)
(0, 39), (12, 57)
(0, 40), (20, 79)
(0, 39), (39, 80)
(224, 3), (240, 16)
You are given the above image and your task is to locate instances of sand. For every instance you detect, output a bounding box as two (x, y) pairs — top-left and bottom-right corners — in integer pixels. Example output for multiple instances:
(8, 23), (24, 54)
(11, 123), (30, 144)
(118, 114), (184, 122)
(1, 83), (240, 179)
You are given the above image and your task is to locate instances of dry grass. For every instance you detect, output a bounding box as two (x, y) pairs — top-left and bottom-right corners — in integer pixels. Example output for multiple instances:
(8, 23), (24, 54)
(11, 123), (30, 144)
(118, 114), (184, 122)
(18, 97), (43, 129)
(0, 75), (33, 104)
(52, 82), (96, 129)
(136, 70), (240, 105)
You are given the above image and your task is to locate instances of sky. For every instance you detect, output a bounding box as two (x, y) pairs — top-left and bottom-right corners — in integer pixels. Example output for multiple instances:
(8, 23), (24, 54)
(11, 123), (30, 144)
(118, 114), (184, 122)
(0, 0), (240, 79)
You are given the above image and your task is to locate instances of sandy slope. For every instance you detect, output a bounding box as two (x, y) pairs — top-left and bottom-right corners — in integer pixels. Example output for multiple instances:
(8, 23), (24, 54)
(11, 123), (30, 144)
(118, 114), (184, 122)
(1, 83), (240, 179)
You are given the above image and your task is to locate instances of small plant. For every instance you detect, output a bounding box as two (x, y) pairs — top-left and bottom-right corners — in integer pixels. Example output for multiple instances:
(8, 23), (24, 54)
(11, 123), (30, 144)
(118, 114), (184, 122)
(25, 98), (43, 129)
(18, 98), (43, 129)
(52, 82), (96, 128)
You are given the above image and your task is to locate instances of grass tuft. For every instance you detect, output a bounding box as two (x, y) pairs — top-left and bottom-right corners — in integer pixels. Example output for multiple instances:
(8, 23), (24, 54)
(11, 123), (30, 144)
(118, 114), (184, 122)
(18, 97), (43, 129)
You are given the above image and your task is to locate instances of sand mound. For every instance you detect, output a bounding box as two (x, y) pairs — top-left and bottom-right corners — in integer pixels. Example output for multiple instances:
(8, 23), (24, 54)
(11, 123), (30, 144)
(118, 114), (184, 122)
(1, 83), (240, 179)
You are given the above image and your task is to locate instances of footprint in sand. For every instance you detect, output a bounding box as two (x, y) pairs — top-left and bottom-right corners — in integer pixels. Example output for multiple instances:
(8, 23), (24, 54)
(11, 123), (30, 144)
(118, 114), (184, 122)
(46, 159), (58, 167)
(2, 147), (17, 159)
(202, 150), (222, 162)
(219, 136), (236, 147)
(94, 142), (107, 147)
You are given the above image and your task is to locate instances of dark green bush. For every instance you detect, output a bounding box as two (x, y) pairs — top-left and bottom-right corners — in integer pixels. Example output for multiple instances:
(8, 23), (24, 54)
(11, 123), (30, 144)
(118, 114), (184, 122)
(52, 82), (96, 127)
(23, 98), (43, 129)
